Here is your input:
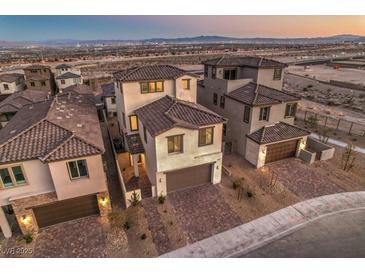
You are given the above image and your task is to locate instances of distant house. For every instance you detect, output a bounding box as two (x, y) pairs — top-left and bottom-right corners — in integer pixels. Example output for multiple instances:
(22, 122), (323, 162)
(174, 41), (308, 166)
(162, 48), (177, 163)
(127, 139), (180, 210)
(198, 56), (310, 168)
(0, 89), (48, 128)
(113, 65), (224, 197)
(101, 83), (116, 117)
(0, 73), (25, 95)
(55, 63), (72, 77)
(55, 64), (83, 92)
(23, 65), (57, 95)
(0, 85), (111, 239)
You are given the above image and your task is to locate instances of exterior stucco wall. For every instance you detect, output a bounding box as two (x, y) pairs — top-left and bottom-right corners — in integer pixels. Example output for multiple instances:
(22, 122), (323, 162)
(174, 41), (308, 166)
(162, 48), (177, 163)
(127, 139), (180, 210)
(105, 97), (117, 114)
(0, 80), (25, 94)
(257, 68), (284, 90)
(48, 154), (107, 200)
(245, 138), (262, 168)
(56, 77), (82, 91)
(0, 160), (55, 206)
(175, 75), (197, 103)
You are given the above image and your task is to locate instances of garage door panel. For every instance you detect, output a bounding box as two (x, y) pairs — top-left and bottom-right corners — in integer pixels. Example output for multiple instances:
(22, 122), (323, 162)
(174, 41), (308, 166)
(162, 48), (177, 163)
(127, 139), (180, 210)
(166, 164), (212, 193)
(33, 195), (99, 228)
(265, 140), (298, 164)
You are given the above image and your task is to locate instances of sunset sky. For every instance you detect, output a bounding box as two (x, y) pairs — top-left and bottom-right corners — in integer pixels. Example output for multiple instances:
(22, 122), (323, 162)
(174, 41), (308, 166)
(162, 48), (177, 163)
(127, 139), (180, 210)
(0, 15), (364, 41)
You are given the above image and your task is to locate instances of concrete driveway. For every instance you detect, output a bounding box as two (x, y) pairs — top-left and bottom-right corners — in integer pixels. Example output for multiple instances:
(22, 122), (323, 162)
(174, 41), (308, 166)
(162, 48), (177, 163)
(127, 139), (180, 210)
(168, 184), (243, 242)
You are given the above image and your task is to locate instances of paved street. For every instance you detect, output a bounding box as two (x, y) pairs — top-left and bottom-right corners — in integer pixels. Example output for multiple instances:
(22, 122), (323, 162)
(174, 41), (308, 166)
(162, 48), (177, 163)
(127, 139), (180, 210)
(242, 209), (365, 258)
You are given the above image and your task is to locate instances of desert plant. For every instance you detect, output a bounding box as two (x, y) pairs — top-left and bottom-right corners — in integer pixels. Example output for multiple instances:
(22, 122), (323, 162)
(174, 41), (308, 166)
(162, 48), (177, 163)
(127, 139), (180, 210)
(123, 221), (130, 230)
(18, 231), (33, 244)
(157, 193), (166, 204)
(342, 144), (357, 172)
(108, 208), (126, 229)
(307, 115), (319, 128)
(128, 191), (140, 207)
(140, 233), (147, 240)
(232, 177), (244, 190)
(246, 187), (255, 198)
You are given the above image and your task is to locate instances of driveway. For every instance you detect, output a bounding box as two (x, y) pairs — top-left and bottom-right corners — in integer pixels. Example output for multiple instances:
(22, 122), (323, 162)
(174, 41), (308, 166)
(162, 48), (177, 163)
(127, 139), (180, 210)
(168, 184), (243, 242)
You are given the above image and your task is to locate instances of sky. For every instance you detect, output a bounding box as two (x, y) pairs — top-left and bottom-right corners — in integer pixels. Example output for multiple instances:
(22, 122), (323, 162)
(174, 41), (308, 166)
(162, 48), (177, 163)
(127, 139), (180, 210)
(0, 16), (364, 41)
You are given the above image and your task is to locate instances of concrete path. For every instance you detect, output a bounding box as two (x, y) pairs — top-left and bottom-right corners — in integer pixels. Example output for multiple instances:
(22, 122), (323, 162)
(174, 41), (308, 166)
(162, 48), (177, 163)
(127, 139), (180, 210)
(161, 191), (365, 258)
(310, 133), (365, 154)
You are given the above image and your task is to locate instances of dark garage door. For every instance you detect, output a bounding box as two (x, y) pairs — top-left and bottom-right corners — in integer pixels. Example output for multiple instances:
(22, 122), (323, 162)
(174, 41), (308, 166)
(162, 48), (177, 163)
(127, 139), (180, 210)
(33, 195), (99, 228)
(166, 164), (212, 193)
(265, 140), (298, 164)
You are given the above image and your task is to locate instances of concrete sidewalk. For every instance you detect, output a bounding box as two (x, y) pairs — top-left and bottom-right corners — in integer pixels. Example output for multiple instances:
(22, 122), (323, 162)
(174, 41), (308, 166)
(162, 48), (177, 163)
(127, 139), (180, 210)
(161, 191), (365, 258)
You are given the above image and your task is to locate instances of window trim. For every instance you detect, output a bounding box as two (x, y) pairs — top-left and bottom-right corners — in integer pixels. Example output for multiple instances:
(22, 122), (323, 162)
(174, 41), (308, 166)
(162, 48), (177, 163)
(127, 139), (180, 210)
(66, 159), (89, 181)
(3, 84), (9, 90)
(41, 81), (46, 87)
(212, 67), (216, 79)
(140, 80), (164, 93)
(243, 105), (251, 124)
(167, 134), (184, 154)
(259, 106), (271, 121)
(213, 93), (218, 105)
(220, 95), (225, 109)
(223, 68), (237, 80)
(198, 127), (214, 147)
(30, 81), (35, 87)
(285, 103), (297, 118)
(273, 68), (282, 80)
(129, 114), (139, 131)
(0, 164), (28, 189)
(60, 79), (66, 85)
(182, 79), (191, 90)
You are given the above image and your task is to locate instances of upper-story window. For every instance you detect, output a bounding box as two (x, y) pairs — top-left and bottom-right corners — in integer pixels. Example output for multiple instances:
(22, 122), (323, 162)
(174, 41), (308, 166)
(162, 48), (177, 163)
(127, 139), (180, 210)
(61, 80), (66, 85)
(30, 81), (35, 87)
(220, 95), (225, 109)
(182, 79), (191, 90)
(223, 124), (227, 136)
(167, 135), (183, 154)
(198, 127), (214, 146)
(0, 165), (27, 189)
(212, 67), (216, 79)
(3, 84), (9, 90)
(259, 106), (271, 121)
(143, 125), (148, 144)
(111, 97), (116, 104)
(67, 159), (89, 180)
(213, 93), (218, 105)
(223, 69), (237, 80)
(273, 68), (282, 80)
(140, 81), (164, 93)
(129, 115), (139, 131)
(30, 69), (38, 73)
(285, 103), (297, 118)
(41, 81), (46, 87)
(243, 105), (251, 123)
(204, 66), (208, 77)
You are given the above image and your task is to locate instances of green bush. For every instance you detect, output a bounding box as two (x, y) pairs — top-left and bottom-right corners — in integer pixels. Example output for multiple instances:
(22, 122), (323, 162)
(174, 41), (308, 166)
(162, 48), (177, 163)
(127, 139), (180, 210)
(123, 221), (130, 230)
(232, 177), (244, 190)
(128, 191), (140, 207)
(157, 193), (166, 204)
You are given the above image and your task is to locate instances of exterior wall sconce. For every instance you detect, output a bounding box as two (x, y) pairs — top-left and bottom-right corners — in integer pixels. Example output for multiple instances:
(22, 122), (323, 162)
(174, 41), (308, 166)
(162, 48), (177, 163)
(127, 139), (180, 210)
(21, 215), (31, 225)
(99, 197), (108, 207)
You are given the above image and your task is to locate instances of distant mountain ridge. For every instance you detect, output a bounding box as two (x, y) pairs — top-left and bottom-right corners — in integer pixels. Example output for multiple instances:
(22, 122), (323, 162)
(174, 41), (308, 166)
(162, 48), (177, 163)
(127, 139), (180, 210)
(1, 34), (364, 47)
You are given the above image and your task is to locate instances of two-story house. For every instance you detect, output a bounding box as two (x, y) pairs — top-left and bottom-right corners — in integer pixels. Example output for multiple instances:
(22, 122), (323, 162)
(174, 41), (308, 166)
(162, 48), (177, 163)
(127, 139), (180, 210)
(0, 86), (111, 239)
(0, 73), (25, 95)
(101, 83), (117, 117)
(55, 64), (83, 92)
(198, 56), (309, 168)
(113, 65), (225, 196)
(23, 65), (57, 95)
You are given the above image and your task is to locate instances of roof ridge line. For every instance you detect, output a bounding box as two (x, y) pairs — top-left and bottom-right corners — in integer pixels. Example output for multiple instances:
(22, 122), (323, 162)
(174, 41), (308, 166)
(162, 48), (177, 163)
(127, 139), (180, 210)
(170, 96), (223, 119)
(39, 132), (74, 162)
(260, 126), (266, 143)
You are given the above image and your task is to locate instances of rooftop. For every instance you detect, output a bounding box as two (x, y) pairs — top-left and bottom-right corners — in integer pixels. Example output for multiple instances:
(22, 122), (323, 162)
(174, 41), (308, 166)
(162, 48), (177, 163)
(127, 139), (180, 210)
(203, 56), (287, 68)
(24, 64), (51, 70)
(0, 73), (24, 83)
(55, 64), (72, 69)
(101, 83), (115, 97)
(0, 89), (48, 114)
(56, 72), (81, 80)
(135, 96), (224, 137)
(113, 65), (198, 82)
(125, 133), (145, 154)
(0, 87), (104, 164)
(247, 122), (310, 144)
(226, 82), (299, 106)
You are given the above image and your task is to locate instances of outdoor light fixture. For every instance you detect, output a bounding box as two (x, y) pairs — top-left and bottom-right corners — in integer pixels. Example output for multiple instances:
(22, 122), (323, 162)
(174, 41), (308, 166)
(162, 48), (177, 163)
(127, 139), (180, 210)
(99, 197), (108, 207)
(21, 215), (30, 225)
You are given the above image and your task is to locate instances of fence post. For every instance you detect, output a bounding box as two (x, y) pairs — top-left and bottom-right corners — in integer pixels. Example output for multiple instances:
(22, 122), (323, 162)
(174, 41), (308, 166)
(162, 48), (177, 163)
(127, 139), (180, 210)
(336, 119), (341, 130)
(304, 111), (307, 123)
(324, 116), (328, 128)
(348, 122), (354, 135)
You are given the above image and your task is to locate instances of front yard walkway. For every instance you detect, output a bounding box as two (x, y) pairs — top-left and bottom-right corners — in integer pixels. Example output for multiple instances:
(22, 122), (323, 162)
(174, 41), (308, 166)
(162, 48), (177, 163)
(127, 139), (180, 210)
(168, 184), (243, 243)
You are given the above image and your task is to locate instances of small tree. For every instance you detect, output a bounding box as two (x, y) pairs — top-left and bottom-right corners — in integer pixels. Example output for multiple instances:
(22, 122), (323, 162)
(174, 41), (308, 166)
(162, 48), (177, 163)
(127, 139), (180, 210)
(342, 144), (357, 172)
(128, 191), (140, 207)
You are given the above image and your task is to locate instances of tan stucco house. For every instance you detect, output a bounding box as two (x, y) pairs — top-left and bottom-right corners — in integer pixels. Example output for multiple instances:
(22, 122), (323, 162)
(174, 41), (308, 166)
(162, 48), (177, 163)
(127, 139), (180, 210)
(113, 65), (225, 196)
(198, 56), (310, 168)
(55, 64), (83, 92)
(0, 85), (111, 239)
(0, 73), (25, 95)
(24, 65), (57, 95)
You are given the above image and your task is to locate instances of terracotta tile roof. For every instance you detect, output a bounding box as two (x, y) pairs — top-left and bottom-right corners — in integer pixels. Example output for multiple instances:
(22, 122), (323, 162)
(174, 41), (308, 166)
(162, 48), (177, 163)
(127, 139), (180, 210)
(114, 65), (198, 82)
(0, 89), (48, 114)
(101, 83), (115, 97)
(247, 122), (310, 144)
(55, 64), (72, 69)
(203, 56), (287, 68)
(135, 96), (224, 137)
(125, 133), (145, 154)
(0, 89), (104, 164)
(226, 82), (299, 106)
(0, 73), (24, 83)
(55, 72), (81, 80)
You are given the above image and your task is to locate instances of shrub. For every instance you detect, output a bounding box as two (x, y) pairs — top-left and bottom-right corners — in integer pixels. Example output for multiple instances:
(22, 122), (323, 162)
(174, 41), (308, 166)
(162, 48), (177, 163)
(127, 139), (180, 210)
(19, 232), (33, 244)
(108, 208), (125, 229)
(342, 144), (357, 172)
(302, 87), (308, 92)
(157, 193), (166, 204)
(123, 221), (130, 230)
(246, 190), (255, 198)
(232, 177), (244, 190)
(128, 191), (140, 207)
(140, 233), (147, 240)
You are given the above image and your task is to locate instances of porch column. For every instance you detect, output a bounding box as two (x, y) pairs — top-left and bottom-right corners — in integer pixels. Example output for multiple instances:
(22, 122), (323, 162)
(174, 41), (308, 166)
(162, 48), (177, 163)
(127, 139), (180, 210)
(132, 154), (140, 177)
(0, 207), (12, 238)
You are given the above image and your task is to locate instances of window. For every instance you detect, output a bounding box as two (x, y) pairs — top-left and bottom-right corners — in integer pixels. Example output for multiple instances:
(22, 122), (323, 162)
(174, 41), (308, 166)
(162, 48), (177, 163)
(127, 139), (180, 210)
(41, 81), (46, 86)
(30, 81), (35, 87)
(129, 115), (138, 131)
(122, 112), (126, 128)
(273, 68), (282, 80)
(0, 166), (27, 189)
(182, 79), (191, 90)
(140, 81), (164, 93)
(285, 103), (297, 118)
(243, 105), (251, 123)
(143, 125), (147, 143)
(67, 159), (88, 180)
(61, 80), (66, 85)
(223, 69), (237, 80)
(212, 67), (216, 79)
(220, 95), (225, 109)
(111, 97), (116, 104)
(167, 135), (183, 154)
(199, 127), (214, 146)
(223, 124), (227, 136)
(213, 93), (218, 105)
(259, 106), (271, 121)
(3, 84), (9, 90)
(43, 69), (47, 73)
(204, 66), (208, 77)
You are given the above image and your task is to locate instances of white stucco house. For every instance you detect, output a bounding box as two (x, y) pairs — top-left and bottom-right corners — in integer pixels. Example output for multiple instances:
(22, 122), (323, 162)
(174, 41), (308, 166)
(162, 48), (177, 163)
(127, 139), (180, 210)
(0, 73), (25, 95)
(0, 85), (111, 239)
(198, 56), (310, 168)
(113, 65), (225, 197)
(55, 64), (83, 92)
(101, 82), (117, 117)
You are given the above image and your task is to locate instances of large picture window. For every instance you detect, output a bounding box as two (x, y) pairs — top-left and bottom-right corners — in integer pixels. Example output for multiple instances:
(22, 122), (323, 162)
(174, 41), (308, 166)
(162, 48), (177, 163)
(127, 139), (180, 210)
(167, 135), (183, 154)
(129, 115), (139, 131)
(67, 159), (88, 180)
(140, 81), (164, 93)
(199, 127), (214, 146)
(0, 166), (27, 189)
